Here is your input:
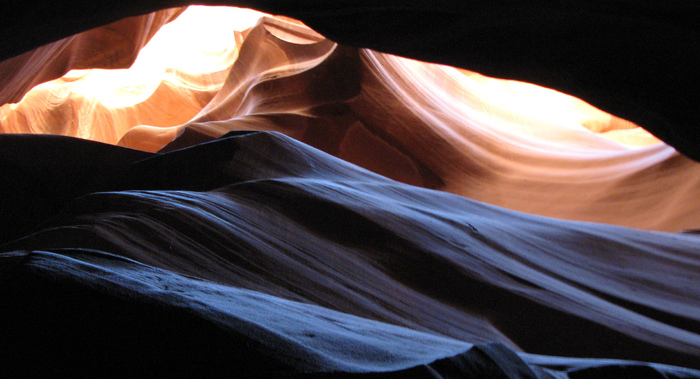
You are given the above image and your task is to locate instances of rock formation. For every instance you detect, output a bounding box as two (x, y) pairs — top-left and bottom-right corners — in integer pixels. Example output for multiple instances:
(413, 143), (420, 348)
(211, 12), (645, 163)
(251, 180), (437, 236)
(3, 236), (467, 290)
(1, 3), (698, 377)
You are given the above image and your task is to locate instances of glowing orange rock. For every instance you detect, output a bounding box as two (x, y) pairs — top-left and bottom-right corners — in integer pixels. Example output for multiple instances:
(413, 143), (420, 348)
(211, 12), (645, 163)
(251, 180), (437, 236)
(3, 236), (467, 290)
(1, 6), (699, 232)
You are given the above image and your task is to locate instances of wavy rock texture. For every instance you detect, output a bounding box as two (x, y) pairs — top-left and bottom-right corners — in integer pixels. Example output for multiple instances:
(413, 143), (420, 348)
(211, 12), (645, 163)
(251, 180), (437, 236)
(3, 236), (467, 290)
(0, 7), (260, 144)
(2, 1), (698, 161)
(1, 4), (699, 378)
(0, 7), (185, 106)
(3, 12), (699, 231)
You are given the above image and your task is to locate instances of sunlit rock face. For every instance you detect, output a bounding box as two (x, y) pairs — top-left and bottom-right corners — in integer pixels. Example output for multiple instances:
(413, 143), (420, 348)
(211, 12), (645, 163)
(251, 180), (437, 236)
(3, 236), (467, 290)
(2, 7), (698, 231)
(2, 1), (698, 160)
(1, 4), (699, 378)
(0, 8), (185, 106)
(0, 7), (254, 144)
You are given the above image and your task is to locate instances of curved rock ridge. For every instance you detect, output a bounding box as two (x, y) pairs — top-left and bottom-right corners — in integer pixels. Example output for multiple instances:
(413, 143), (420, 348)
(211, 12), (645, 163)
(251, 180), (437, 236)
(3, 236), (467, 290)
(1, 3), (699, 377)
(0, 1), (697, 161)
(2, 8), (697, 231)
(135, 17), (699, 232)
(1, 131), (699, 376)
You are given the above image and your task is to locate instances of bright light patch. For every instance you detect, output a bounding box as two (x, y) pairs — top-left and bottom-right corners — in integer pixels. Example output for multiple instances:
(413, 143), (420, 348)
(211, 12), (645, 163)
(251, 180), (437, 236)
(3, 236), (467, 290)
(38, 6), (266, 109)
(2, 5), (662, 150)
(454, 70), (661, 148)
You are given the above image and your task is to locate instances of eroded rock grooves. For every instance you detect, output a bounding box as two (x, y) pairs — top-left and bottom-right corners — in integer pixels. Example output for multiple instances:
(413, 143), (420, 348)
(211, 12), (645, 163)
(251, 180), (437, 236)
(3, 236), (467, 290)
(1, 4), (699, 378)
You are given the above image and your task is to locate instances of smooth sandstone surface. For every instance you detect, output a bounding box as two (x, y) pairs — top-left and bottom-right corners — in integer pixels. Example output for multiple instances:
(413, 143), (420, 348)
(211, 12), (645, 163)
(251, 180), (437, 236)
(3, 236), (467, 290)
(0, 4), (699, 378)
(0, 8), (185, 106)
(1, 1), (698, 161)
(2, 11), (698, 231)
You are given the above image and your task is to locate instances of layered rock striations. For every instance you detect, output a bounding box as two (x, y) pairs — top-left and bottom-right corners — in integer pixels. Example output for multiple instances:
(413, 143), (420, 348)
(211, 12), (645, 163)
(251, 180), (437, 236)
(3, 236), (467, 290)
(1, 4), (699, 378)
(3, 12), (699, 231)
(2, 1), (698, 161)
